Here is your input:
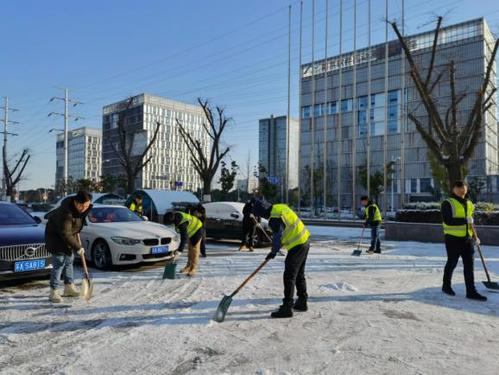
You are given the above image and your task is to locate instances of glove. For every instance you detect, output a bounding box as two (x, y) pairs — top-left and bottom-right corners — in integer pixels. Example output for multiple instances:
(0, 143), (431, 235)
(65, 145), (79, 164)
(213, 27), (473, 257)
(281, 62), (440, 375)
(77, 248), (85, 257)
(466, 217), (474, 224)
(266, 251), (277, 261)
(474, 237), (481, 246)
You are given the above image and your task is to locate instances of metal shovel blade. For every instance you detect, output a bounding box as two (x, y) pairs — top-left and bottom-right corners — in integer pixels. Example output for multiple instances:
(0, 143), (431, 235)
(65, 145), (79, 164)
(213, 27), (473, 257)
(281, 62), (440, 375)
(351, 249), (362, 256)
(213, 295), (233, 323)
(162, 261), (177, 280)
(483, 281), (499, 291)
(80, 276), (93, 301)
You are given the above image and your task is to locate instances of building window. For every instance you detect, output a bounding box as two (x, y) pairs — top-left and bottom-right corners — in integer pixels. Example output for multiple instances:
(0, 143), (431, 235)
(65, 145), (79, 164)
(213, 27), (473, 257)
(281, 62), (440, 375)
(302, 106), (311, 119)
(420, 178), (432, 193)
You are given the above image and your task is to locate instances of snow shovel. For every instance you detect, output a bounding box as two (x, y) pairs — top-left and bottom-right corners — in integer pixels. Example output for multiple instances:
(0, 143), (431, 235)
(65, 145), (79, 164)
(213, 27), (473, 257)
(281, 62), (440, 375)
(162, 252), (179, 280)
(214, 258), (270, 323)
(472, 225), (499, 290)
(351, 227), (365, 256)
(78, 234), (93, 301)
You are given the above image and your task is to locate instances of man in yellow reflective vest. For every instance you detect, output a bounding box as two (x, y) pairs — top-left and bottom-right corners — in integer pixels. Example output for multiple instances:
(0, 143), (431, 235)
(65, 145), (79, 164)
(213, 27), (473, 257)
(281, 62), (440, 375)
(128, 195), (144, 217)
(252, 198), (311, 318)
(441, 180), (486, 301)
(360, 196), (382, 254)
(163, 211), (203, 277)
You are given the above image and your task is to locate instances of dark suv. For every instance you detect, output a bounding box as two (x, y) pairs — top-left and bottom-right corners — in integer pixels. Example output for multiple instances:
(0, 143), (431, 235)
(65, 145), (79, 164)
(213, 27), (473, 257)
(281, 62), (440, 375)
(0, 201), (51, 282)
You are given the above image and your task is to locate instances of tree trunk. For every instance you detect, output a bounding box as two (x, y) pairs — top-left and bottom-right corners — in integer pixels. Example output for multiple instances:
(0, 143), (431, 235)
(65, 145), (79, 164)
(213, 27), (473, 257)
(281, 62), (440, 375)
(446, 161), (465, 192)
(127, 170), (135, 194)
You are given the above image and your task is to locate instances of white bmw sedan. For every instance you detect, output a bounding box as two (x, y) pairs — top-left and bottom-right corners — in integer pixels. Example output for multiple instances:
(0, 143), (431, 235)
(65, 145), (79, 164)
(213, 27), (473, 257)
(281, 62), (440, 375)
(79, 205), (179, 270)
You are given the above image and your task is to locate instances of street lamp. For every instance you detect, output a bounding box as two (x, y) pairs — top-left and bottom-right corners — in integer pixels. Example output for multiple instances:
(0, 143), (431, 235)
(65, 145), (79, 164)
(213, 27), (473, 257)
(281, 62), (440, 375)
(391, 156), (401, 214)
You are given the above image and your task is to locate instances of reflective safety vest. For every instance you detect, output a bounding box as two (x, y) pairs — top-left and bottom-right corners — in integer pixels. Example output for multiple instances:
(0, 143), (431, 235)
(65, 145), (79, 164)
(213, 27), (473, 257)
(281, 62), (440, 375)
(129, 202), (143, 216)
(179, 212), (203, 238)
(442, 198), (474, 238)
(270, 204), (310, 251)
(365, 203), (382, 223)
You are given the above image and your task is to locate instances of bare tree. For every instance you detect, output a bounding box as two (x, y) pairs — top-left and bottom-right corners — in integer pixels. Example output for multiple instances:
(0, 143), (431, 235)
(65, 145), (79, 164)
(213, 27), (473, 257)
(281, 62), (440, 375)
(390, 17), (499, 189)
(3, 148), (30, 201)
(108, 98), (161, 194)
(176, 98), (231, 200)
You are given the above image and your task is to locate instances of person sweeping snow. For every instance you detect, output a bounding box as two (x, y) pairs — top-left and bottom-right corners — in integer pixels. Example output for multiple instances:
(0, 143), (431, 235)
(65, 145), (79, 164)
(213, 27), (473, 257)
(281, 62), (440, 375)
(252, 198), (310, 318)
(45, 191), (92, 303)
(360, 196), (382, 254)
(163, 211), (203, 277)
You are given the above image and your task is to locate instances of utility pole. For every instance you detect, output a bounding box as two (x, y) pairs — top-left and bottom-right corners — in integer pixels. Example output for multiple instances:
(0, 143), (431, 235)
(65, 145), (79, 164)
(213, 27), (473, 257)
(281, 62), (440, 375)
(323, 0), (329, 217)
(286, 4), (292, 205)
(297, 0), (303, 213)
(1, 97), (20, 201)
(48, 88), (83, 196)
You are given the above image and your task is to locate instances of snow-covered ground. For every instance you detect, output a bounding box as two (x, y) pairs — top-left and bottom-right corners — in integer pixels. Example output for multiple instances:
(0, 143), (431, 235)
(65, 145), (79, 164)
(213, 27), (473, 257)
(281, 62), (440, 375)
(1, 226), (498, 375)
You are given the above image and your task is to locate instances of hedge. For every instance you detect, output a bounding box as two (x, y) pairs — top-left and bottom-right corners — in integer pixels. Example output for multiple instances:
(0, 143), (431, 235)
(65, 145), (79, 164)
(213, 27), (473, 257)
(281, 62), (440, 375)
(395, 209), (499, 225)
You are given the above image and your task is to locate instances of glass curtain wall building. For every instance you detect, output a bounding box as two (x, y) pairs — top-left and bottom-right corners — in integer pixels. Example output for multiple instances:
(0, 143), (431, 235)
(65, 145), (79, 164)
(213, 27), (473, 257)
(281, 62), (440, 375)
(102, 94), (210, 192)
(300, 18), (498, 209)
(55, 127), (102, 185)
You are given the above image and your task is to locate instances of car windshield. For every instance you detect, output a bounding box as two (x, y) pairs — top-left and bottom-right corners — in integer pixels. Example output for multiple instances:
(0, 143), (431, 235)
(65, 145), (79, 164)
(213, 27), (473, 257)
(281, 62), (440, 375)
(0, 204), (38, 225)
(88, 207), (143, 223)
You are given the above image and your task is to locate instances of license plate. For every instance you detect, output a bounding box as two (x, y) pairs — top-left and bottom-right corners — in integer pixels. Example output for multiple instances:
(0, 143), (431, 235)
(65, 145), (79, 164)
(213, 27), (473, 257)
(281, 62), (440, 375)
(151, 246), (168, 254)
(14, 259), (46, 272)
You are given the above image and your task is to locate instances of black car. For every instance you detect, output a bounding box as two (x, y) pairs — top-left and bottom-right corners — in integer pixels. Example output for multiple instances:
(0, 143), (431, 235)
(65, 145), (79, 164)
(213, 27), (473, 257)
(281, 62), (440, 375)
(0, 201), (51, 282)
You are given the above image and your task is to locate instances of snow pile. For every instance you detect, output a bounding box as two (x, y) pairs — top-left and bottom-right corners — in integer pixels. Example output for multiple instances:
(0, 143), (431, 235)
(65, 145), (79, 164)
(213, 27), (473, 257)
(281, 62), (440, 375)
(0, 226), (498, 374)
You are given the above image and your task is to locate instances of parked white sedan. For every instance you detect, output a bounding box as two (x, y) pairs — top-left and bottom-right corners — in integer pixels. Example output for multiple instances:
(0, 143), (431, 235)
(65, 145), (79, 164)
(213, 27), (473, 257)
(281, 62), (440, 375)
(79, 205), (180, 270)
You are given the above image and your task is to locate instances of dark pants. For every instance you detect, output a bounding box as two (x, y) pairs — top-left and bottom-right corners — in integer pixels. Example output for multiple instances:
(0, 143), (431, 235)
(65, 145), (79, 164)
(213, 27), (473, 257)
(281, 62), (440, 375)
(443, 235), (477, 293)
(369, 225), (381, 252)
(200, 228), (206, 257)
(241, 218), (256, 247)
(283, 242), (310, 306)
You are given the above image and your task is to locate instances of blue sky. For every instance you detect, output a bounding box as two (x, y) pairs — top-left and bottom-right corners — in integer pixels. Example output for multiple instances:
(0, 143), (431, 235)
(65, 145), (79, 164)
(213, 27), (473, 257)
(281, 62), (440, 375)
(2, 0), (499, 190)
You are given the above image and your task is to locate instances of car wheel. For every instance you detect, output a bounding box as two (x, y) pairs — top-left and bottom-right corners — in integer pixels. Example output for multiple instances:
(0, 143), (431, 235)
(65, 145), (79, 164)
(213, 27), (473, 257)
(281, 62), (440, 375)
(92, 240), (113, 270)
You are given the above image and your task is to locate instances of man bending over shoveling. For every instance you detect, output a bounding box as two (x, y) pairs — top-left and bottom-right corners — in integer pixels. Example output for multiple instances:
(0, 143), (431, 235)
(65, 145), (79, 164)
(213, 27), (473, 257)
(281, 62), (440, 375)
(252, 198), (311, 318)
(163, 210), (203, 277)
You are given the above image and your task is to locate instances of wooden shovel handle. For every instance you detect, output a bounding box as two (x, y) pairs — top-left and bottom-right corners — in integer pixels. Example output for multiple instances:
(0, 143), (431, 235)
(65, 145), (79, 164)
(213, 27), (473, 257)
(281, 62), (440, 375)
(77, 233), (90, 278)
(471, 224), (492, 283)
(231, 258), (270, 297)
(252, 216), (273, 243)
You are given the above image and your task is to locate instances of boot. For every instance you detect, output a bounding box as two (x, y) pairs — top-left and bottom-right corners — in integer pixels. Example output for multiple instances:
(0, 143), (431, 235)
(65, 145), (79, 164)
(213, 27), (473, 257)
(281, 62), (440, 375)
(238, 245), (247, 251)
(366, 248), (374, 254)
(181, 264), (190, 274)
(271, 304), (293, 318)
(186, 269), (197, 277)
(49, 288), (63, 303)
(248, 247), (254, 252)
(466, 291), (487, 301)
(63, 283), (80, 297)
(293, 295), (308, 312)
(442, 284), (456, 296)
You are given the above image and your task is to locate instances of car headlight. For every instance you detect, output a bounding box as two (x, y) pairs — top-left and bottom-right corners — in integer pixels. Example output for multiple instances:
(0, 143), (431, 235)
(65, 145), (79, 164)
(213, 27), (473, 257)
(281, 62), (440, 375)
(111, 236), (141, 246)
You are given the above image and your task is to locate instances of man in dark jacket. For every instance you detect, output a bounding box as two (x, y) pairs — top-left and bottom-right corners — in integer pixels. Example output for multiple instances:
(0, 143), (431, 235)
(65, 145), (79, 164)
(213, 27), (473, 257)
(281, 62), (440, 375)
(239, 200), (257, 252)
(164, 211), (203, 277)
(441, 181), (486, 301)
(252, 198), (310, 318)
(360, 196), (382, 254)
(45, 191), (92, 303)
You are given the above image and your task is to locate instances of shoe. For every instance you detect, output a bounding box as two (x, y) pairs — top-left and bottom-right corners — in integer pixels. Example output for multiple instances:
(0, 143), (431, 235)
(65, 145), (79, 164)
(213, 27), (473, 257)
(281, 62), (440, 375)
(49, 288), (63, 303)
(270, 304), (293, 318)
(180, 266), (190, 274)
(442, 285), (456, 296)
(293, 296), (308, 312)
(62, 283), (80, 297)
(238, 245), (247, 252)
(186, 269), (197, 277)
(248, 247), (254, 252)
(366, 249), (374, 255)
(373, 250), (381, 254)
(466, 291), (487, 301)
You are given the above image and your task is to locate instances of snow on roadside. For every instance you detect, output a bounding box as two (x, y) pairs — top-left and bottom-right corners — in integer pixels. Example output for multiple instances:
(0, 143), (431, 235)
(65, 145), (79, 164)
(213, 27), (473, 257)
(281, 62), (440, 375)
(0, 226), (498, 375)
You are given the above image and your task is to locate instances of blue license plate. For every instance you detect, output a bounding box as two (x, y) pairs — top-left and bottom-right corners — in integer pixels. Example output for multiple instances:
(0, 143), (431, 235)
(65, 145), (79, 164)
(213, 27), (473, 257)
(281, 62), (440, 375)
(151, 246), (168, 254)
(14, 259), (46, 272)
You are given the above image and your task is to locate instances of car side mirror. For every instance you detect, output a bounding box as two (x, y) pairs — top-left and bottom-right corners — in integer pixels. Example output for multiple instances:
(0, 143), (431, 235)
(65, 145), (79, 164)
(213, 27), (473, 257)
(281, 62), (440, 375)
(142, 215), (149, 221)
(230, 213), (239, 219)
(33, 216), (42, 224)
